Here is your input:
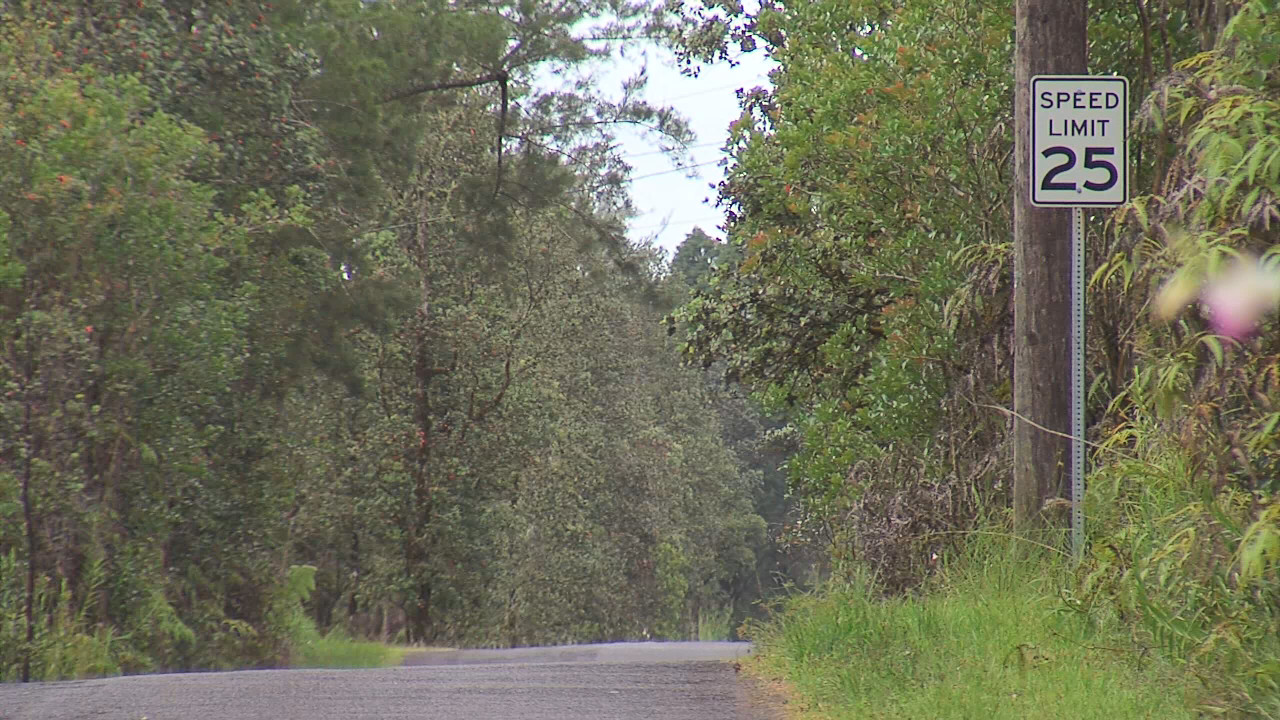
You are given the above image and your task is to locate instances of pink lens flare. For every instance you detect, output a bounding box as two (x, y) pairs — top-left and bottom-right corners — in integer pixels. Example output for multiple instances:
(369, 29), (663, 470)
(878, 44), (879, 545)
(1198, 258), (1280, 340)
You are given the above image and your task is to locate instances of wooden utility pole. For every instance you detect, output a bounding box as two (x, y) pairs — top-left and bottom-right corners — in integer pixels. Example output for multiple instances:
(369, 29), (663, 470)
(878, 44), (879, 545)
(1013, 0), (1087, 530)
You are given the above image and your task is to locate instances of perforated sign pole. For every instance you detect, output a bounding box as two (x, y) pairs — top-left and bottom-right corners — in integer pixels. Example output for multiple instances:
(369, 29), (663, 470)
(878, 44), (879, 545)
(1030, 75), (1128, 558)
(1070, 207), (1084, 557)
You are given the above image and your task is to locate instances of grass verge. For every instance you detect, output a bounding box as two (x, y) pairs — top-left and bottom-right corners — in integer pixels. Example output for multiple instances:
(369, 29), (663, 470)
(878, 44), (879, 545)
(289, 630), (413, 669)
(743, 537), (1194, 720)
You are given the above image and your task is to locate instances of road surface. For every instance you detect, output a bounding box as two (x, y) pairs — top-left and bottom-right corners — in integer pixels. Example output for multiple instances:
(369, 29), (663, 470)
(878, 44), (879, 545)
(0, 642), (780, 720)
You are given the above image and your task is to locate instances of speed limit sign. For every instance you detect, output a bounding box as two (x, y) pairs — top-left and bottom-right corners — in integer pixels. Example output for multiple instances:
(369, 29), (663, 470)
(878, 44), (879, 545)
(1030, 75), (1128, 207)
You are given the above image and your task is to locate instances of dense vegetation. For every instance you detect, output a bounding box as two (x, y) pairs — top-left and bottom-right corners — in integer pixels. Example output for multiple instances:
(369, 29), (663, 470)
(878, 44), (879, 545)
(0, 0), (792, 680)
(4, 0), (1279, 715)
(669, 0), (1279, 715)
(747, 540), (1198, 720)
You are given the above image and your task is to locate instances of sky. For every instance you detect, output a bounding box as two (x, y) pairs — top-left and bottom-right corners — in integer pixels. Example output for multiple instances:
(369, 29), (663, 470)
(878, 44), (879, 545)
(604, 47), (775, 258)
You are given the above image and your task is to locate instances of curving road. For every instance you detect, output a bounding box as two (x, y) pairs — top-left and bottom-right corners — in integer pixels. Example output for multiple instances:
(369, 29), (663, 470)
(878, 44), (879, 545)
(0, 642), (779, 720)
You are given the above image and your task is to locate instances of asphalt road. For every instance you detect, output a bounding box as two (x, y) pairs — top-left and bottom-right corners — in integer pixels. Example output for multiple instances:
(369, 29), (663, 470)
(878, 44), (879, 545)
(0, 642), (778, 720)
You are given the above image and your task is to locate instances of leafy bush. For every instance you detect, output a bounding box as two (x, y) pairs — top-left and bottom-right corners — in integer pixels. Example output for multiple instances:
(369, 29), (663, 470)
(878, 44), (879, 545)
(1078, 5), (1280, 713)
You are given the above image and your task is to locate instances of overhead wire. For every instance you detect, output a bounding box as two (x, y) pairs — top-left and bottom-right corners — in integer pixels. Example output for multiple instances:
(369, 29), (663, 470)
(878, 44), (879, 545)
(620, 141), (724, 160)
(628, 159), (726, 182)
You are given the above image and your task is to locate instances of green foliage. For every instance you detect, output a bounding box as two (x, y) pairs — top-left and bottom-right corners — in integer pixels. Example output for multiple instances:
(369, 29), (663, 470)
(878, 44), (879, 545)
(0, 35), (278, 675)
(696, 605), (734, 642)
(0, 550), (152, 680)
(1065, 5), (1280, 714)
(0, 0), (784, 683)
(1079, 439), (1280, 717)
(669, 0), (1273, 593)
(259, 0), (774, 644)
(744, 538), (1194, 720)
(289, 628), (408, 670)
(668, 3), (1280, 716)
(654, 541), (692, 639)
(0, 211), (23, 289)
(670, 0), (1020, 588)
(267, 565), (320, 662)
(669, 227), (741, 293)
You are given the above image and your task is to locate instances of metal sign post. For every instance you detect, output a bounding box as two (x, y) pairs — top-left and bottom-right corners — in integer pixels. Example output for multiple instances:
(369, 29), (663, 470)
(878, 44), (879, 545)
(1030, 75), (1128, 557)
(1070, 207), (1085, 556)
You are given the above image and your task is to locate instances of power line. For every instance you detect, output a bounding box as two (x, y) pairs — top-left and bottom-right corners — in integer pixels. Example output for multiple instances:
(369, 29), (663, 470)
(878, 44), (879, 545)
(628, 159), (725, 182)
(621, 141), (724, 160)
(653, 82), (749, 103)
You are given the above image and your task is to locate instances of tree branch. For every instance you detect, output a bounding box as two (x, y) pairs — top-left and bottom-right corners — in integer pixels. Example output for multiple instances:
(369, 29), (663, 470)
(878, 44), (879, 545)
(382, 70), (509, 104)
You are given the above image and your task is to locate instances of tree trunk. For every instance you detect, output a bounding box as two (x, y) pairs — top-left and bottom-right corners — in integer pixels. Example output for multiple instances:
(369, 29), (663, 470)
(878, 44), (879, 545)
(404, 203), (438, 645)
(1013, 0), (1087, 531)
(19, 307), (37, 683)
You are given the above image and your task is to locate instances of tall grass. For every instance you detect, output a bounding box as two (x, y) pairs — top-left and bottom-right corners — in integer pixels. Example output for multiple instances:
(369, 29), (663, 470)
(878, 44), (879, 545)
(696, 606), (734, 641)
(743, 534), (1194, 720)
(289, 628), (410, 669)
(1083, 437), (1280, 717)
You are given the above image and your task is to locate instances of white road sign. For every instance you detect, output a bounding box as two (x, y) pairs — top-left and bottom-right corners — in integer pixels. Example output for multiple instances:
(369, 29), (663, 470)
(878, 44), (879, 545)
(1031, 75), (1128, 207)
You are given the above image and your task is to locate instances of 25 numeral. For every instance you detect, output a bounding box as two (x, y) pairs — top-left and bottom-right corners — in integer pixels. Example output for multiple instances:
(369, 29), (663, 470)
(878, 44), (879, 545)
(1040, 146), (1118, 192)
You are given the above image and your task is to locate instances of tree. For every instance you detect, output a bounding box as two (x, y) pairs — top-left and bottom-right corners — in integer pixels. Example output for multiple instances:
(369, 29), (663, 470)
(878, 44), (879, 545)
(0, 0), (779, 677)
(254, 0), (707, 644)
(667, 227), (800, 604)
(0, 55), (265, 676)
(669, 0), (1019, 587)
(670, 227), (741, 292)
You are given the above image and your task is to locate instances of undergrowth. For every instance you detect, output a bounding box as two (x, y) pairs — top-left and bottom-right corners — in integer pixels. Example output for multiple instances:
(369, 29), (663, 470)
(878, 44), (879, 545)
(0, 560), (406, 679)
(697, 606), (735, 642)
(280, 565), (409, 669)
(1081, 430), (1280, 718)
(288, 629), (409, 669)
(742, 534), (1195, 720)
